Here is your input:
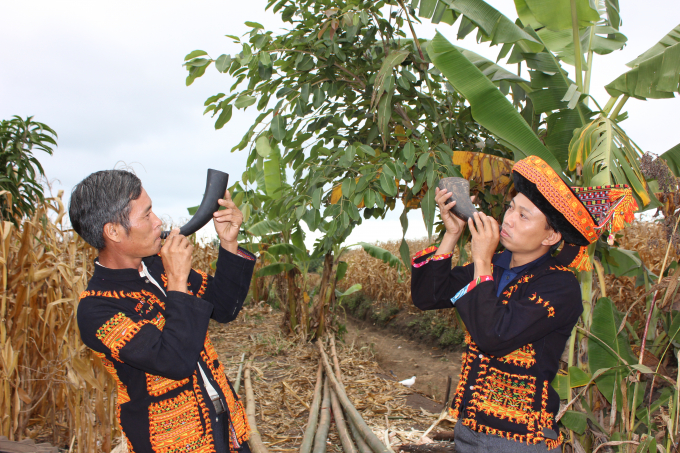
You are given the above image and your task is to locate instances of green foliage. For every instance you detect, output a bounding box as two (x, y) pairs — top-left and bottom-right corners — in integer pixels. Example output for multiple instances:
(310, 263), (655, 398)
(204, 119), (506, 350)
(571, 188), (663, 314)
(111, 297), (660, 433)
(186, 0), (511, 254)
(0, 116), (57, 226)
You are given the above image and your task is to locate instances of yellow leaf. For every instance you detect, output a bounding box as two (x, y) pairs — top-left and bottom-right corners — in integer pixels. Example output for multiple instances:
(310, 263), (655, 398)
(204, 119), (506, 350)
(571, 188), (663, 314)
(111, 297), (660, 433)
(394, 125), (408, 144)
(452, 151), (514, 195)
(330, 184), (343, 204)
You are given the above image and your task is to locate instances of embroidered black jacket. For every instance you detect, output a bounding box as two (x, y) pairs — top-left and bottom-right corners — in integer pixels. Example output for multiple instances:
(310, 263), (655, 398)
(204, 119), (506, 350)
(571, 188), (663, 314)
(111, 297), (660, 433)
(411, 247), (582, 448)
(77, 246), (255, 453)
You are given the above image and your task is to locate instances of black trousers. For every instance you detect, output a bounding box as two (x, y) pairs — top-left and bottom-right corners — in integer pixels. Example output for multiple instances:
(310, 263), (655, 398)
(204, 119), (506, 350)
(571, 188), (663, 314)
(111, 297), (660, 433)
(213, 415), (252, 453)
(454, 420), (560, 453)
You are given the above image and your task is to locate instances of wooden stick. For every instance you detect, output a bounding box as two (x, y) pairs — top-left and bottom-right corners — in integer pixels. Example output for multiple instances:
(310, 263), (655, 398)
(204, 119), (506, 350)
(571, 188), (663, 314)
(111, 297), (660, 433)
(234, 352), (246, 394)
(330, 336), (372, 453)
(300, 361), (323, 453)
(317, 340), (391, 453)
(312, 375), (332, 453)
(443, 376), (452, 407)
(330, 385), (358, 453)
(245, 359), (270, 453)
(283, 381), (311, 410)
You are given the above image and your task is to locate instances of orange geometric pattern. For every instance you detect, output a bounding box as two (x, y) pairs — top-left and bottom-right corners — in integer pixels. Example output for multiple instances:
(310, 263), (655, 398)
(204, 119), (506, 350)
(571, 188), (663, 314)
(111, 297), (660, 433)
(195, 269), (209, 298)
(497, 344), (536, 369)
(97, 353), (130, 404)
(146, 373), (190, 397)
(450, 334), (561, 448)
(148, 387), (213, 453)
(201, 336), (250, 444)
(513, 156), (598, 243)
(528, 293), (555, 318)
(476, 368), (536, 425)
(96, 313), (145, 363)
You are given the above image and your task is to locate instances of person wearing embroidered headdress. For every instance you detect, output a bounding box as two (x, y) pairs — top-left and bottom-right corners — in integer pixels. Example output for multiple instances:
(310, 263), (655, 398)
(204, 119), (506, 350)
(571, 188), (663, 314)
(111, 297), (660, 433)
(70, 170), (255, 453)
(411, 156), (637, 452)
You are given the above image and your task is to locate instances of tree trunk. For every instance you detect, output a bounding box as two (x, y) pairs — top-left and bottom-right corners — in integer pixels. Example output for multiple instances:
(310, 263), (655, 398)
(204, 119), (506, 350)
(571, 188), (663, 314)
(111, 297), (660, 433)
(315, 252), (334, 339)
(287, 268), (298, 334)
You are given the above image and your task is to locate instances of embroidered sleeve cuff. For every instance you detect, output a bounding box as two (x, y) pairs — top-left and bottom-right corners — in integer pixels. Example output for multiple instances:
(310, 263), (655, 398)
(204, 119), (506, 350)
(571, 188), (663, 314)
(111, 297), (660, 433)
(450, 275), (493, 306)
(412, 246), (453, 268)
(235, 247), (256, 261)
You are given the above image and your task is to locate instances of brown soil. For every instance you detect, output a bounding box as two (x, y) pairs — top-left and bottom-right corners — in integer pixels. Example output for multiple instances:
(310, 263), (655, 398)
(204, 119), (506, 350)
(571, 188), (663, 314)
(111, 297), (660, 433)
(209, 304), (456, 451)
(343, 316), (462, 414)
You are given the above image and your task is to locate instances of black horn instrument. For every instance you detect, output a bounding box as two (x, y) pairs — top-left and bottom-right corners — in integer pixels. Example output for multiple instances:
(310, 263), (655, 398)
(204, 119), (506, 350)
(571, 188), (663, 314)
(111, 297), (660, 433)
(160, 169), (229, 239)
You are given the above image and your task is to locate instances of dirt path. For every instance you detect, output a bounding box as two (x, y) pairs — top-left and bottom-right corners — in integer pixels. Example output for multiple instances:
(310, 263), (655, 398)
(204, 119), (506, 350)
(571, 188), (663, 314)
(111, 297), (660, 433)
(343, 317), (462, 413)
(209, 304), (457, 451)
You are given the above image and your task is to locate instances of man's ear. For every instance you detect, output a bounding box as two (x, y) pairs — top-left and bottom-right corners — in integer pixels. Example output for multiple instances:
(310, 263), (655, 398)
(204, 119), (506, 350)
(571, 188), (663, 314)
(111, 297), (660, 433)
(542, 229), (562, 247)
(103, 222), (123, 244)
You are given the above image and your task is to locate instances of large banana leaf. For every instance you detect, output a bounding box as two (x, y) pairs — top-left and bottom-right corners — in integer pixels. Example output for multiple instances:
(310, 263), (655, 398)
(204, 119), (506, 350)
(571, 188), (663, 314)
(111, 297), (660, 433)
(606, 24), (680, 99)
(356, 242), (403, 270)
(415, 0), (457, 25)
(627, 23), (680, 67)
(428, 32), (563, 173)
(567, 116), (651, 206)
(588, 297), (638, 405)
(659, 142), (680, 177)
(445, 0), (543, 51)
(517, 0), (599, 32)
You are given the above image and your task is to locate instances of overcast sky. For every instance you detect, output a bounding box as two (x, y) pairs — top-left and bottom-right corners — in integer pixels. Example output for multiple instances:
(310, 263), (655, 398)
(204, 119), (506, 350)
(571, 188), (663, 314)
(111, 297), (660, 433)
(1, 1), (678, 248)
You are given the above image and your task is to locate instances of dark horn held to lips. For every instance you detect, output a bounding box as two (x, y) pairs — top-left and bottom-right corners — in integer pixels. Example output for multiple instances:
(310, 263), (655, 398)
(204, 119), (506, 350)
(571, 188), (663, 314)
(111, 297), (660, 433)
(160, 169), (230, 239)
(438, 177), (502, 232)
(437, 177), (480, 223)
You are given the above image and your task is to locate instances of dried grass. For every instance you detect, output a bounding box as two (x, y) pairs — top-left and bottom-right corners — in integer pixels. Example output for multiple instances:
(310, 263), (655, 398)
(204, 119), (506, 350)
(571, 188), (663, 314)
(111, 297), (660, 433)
(0, 192), (114, 451)
(210, 304), (436, 452)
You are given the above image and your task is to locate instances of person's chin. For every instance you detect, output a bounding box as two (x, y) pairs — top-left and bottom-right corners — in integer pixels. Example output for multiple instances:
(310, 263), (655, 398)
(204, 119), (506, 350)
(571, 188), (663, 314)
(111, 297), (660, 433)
(500, 236), (517, 252)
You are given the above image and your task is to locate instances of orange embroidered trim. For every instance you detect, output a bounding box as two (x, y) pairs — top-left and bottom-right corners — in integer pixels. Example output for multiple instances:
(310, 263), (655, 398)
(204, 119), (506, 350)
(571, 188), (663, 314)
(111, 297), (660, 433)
(97, 353), (130, 404)
(462, 419), (542, 445)
(549, 265), (572, 272)
(148, 386), (213, 453)
(412, 246), (452, 268)
(528, 293), (555, 318)
(146, 373), (190, 397)
(568, 245), (593, 272)
(517, 274), (533, 284)
(201, 336), (250, 442)
(513, 156), (598, 243)
(193, 373), (216, 452)
(140, 290), (165, 310)
(502, 284), (518, 299)
(149, 312), (165, 331)
(450, 350), (474, 419)
(82, 289), (169, 310)
(540, 380), (564, 449)
(96, 313), (145, 363)
(195, 269), (209, 298)
(497, 344), (536, 369)
(475, 368), (536, 425)
(81, 290), (126, 299)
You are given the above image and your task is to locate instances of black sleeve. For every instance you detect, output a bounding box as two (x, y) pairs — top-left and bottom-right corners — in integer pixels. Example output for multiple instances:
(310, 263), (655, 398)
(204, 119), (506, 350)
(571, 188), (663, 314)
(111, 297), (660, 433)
(411, 248), (475, 311)
(194, 246), (256, 323)
(77, 292), (213, 380)
(455, 271), (583, 357)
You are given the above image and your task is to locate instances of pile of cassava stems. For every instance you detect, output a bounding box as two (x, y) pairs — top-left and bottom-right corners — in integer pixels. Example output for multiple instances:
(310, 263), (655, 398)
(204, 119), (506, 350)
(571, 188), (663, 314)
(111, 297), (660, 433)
(240, 336), (455, 453)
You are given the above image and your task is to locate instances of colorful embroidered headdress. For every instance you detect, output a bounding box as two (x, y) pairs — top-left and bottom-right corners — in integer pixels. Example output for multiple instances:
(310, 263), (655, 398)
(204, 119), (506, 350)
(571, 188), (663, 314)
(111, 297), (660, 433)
(512, 156), (638, 271)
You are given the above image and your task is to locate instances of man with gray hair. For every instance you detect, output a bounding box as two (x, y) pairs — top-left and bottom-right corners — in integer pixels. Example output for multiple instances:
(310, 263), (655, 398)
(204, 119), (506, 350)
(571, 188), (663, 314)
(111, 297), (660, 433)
(70, 170), (255, 453)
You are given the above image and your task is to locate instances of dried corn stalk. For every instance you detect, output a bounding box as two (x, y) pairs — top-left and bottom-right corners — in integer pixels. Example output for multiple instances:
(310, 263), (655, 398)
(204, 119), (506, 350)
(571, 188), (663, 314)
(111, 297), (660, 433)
(1, 193), (113, 451)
